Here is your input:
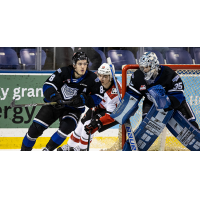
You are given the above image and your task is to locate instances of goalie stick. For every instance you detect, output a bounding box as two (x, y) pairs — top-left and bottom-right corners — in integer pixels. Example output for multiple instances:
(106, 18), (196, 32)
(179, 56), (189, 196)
(107, 57), (138, 151)
(10, 98), (73, 108)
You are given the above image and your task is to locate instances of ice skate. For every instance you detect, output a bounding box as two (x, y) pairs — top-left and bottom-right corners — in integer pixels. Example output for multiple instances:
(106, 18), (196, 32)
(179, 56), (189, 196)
(57, 144), (74, 151)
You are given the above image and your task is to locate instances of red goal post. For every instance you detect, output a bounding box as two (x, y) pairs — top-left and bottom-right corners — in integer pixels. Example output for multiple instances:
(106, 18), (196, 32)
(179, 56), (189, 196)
(121, 64), (200, 150)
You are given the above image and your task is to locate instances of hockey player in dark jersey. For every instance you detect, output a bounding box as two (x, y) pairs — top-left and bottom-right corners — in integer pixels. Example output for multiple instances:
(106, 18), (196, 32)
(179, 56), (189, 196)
(111, 51), (200, 151)
(57, 63), (122, 151)
(21, 52), (105, 151)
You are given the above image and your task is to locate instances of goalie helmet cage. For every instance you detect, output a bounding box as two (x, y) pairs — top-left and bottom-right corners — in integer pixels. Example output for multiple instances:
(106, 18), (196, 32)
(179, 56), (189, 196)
(122, 64), (200, 151)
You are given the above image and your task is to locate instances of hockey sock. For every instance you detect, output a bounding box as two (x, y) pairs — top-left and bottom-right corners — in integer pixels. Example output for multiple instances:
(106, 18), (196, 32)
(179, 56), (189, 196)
(68, 120), (85, 147)
(46, 138), (61, 151)
(79, 138), (88, 149)
(21, 143), (33, 151)
(21, 133), (37, 151)
(68, 132), (80, 147)
(79, 121), (93, 149)
(46, 131), (67, 150)
(79, 135), (93, 150)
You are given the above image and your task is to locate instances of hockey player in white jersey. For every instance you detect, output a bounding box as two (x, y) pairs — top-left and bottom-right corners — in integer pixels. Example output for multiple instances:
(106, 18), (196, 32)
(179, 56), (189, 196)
(57, 63), (122, 151)
(110, 51), (200, 151)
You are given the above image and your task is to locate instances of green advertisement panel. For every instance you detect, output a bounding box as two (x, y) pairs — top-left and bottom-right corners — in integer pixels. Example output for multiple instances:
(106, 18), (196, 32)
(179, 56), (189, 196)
(0, 73), (60, 128)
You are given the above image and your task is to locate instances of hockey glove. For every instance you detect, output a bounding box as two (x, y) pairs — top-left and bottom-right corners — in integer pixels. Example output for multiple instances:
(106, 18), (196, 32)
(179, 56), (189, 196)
(67, 93), (87, 108)
(84, 118), (103, 135)
(50, 93), (65, 109)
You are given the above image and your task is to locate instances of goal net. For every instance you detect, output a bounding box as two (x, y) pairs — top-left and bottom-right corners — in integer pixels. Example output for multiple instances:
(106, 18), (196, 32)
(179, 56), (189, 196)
(103, 64), (200, 151)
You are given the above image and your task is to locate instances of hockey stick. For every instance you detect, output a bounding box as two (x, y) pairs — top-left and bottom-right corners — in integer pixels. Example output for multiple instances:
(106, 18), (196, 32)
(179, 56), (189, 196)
(107, 57), (138, 151)
(10, 99), (73, 108)
(87, 108), (94, 151)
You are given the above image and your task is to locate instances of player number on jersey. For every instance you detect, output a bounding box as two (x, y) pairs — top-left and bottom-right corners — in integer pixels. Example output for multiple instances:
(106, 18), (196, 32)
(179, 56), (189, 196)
(174, 82), (183, 90)
(100, 86), (104, 94)
(49, 74), (56, 81)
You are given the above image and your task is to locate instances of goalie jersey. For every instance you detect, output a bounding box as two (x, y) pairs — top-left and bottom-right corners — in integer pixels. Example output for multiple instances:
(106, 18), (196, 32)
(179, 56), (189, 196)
(98, 79), (122, 126)
(43, 66), (104, 112)
(127, 65), (185, 111)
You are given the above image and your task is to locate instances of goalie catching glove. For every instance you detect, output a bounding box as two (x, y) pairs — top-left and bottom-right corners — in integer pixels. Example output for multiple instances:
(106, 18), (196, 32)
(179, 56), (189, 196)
(84, 118), (103, 135)
(148, 85), (171, 110)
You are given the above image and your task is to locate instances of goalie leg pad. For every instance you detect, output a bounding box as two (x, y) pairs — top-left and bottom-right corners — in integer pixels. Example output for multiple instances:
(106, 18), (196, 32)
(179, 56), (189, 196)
(134, 104), (174, 151)
(110, 92), (139, 125)
(166, 111), (200, 151)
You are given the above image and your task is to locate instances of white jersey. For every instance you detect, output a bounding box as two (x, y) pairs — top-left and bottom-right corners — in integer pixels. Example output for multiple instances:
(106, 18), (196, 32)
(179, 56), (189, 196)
(98, 80), (122, 125)
(100, 80), (121, 111)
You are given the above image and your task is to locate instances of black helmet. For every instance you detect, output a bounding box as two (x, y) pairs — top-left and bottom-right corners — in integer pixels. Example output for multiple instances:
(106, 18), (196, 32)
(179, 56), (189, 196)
(72, 52), (89, 65)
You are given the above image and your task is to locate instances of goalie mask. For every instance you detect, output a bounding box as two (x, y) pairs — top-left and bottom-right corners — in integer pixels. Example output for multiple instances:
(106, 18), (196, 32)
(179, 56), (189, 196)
(139, 52), (159, 83)
(98, 63), (113, 81)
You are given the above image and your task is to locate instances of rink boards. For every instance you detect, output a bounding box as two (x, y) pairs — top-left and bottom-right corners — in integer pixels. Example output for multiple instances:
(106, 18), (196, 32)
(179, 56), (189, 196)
(1, 70), (200, 150)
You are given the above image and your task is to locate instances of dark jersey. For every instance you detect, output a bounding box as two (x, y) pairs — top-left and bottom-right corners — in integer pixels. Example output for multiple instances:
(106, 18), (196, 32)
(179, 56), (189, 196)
(127, 65), (185, 110)
(43, 66), (104, 110)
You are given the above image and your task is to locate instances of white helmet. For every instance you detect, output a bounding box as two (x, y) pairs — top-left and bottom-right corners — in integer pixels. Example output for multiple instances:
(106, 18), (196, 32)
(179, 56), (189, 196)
(139, 52), (159, 82)
(98, 63), (113, 81)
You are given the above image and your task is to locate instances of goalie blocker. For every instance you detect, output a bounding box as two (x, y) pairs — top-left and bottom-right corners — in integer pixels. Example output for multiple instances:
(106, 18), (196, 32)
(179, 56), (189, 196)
(110, 92), (139, 125)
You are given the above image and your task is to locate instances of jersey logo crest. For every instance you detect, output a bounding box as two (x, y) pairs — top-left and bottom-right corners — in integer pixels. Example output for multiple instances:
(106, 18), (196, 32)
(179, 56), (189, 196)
(83, 88), (87, 93)
(111, 88), (117, 94)
(140, 85), (146, 90)
(61, 84), (79, 100)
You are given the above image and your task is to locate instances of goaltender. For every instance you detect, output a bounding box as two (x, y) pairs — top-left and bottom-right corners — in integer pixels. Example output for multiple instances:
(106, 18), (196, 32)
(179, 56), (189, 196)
(111, 51), (200, 151)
